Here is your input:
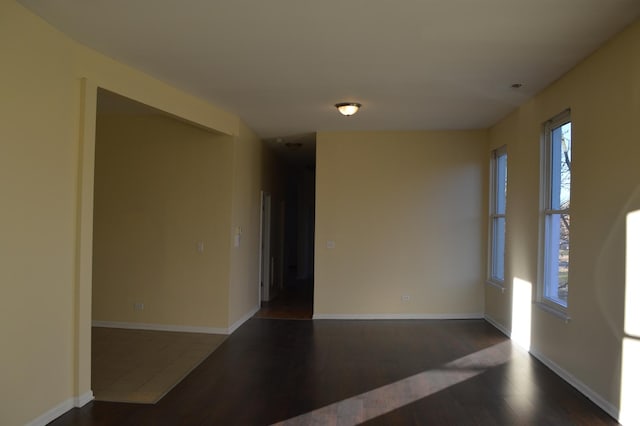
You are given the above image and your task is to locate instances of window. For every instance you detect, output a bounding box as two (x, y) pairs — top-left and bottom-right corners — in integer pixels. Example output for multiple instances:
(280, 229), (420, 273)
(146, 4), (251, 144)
(489, 146), (507, 284)
(540, 110), (571, 309)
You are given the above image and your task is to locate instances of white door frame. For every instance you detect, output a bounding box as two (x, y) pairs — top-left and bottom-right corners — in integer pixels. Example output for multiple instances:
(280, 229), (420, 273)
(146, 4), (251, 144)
(259, 191), (272, 302)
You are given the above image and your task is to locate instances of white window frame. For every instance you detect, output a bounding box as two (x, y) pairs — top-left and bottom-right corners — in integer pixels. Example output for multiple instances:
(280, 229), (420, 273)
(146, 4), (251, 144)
(488, 145), (507, 288)
(538, 109), (571, 318)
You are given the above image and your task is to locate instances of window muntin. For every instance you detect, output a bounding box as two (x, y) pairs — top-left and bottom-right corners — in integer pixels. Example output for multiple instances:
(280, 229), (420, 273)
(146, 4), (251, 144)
(489, 146), (507, 283)
(541, 111), (571, 308)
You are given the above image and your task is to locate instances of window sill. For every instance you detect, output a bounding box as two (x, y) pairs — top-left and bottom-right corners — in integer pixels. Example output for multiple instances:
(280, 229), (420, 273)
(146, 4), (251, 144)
(486, 280), (506, 293)
(535, 302), (571, 323)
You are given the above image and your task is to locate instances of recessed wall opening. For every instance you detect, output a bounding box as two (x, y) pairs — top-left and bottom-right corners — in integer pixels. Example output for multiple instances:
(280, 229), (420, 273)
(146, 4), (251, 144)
(91, 88), (231, 403)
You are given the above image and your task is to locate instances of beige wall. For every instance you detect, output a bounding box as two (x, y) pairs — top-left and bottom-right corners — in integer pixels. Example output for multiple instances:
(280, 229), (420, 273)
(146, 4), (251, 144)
(315, 131), (488, 316)
(0, 2), (243, 425)
(0, 4), (77, 425)
(93, 114), (233, 328)
(227, 122), (264, 326)
(485, 19), (640, 413)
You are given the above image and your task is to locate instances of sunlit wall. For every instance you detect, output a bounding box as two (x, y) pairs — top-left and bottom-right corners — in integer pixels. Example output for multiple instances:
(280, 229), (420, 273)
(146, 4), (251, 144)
(620, 210), (640, 424)
(484, 18), (640, 421)
(511, 278), (532, 351)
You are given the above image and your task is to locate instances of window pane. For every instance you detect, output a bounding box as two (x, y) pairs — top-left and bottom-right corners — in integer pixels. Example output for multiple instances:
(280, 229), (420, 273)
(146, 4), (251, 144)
(496, 154), (507, 214)
(492, 217), (505, 281)
(558, 213), (570, 304)
(542, 112), (570, 309)
(490, 149), (507, 283)
(544, 213), (569, 306)
(551, 122), (571, 210)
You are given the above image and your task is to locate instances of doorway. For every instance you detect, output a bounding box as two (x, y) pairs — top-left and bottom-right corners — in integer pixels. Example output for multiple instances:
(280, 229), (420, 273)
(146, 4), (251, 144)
(255, 134), (316, 320)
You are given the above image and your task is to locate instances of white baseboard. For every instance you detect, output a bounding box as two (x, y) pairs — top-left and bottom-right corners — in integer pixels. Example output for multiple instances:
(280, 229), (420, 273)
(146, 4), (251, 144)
(483, 314), (511, 337)
(26, 391), (92, 426)
(228, 305), (260, 334)
(26, 398), (73, 426)
(92, 306), (261, 336)
(74, 390), (94, 407)
(92, 320), (229, 335)
(483, 316), (619, 420)
(312, 313), (484, 320)
(481, 314), (620, 421)
(528, 348), (619, 421)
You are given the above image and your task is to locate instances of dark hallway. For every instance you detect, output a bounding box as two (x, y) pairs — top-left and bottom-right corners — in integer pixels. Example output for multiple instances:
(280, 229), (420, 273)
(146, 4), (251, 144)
(254, 280), (314, 319)
(256, 134), (316, 320)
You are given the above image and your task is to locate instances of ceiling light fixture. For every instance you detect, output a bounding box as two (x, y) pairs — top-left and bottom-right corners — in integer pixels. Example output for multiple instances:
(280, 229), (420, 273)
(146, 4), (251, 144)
(335, 102), (361, 116)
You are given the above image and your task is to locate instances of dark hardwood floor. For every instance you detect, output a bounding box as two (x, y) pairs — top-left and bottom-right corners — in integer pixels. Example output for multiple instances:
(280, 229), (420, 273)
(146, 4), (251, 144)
(50, 319), (618, 425)
(254, 284), (314, 320)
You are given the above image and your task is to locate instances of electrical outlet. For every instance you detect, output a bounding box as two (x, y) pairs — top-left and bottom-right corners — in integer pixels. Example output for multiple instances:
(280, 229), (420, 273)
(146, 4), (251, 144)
(134, 302), (144, 311)
(401, 295), (410, 302)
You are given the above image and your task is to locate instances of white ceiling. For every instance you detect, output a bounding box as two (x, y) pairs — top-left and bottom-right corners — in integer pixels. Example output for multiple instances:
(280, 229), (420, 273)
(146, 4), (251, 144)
(19, 0), (640, 140)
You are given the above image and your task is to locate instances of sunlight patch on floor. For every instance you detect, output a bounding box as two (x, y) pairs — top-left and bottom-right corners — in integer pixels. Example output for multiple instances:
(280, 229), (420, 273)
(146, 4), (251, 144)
(272, 341), (512, 426)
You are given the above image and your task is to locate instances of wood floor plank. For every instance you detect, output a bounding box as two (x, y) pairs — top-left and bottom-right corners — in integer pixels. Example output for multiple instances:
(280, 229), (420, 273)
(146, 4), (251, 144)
(50, 319), (619, 426)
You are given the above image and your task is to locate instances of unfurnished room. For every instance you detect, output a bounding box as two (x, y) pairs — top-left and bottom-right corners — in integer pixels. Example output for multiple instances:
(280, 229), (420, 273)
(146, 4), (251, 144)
(2, 1), (640, 425)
